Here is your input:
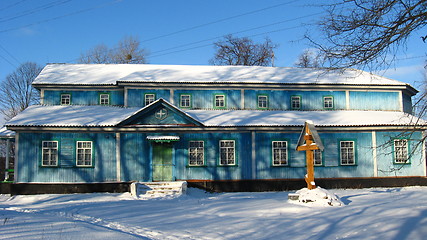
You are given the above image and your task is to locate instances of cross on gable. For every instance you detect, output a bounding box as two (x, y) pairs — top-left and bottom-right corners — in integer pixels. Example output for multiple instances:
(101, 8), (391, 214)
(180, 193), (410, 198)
(155, 108), (168, 120)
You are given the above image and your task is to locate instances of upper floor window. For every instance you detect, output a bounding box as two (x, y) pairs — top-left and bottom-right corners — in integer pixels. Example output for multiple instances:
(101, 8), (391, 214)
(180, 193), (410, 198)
(219, 140), (235, 165)
(99, 93), (110, 105)
(214, 95), (226, 108)
(258, 95), (268, 109)
(272, 141), (288, 166)
(42, 141), (58, 167)
(324, 96), (334, 109)
(60, 94), (71, 105)
(189, 141), (204, 166)
(291, 96), (301, 109)
(76, 141), (93, 167)
(180, 94), (191, 108)
(394, 139), (409, 163)
(340, 141), (355, 165)
(144, 94), (155, 106)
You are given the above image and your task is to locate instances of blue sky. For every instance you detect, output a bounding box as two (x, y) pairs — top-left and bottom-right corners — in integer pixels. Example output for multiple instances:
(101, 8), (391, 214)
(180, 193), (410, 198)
(0, 1), (426, 97)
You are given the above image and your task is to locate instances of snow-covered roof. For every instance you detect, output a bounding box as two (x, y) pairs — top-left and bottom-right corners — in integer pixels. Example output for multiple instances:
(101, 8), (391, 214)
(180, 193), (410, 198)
(5, 105), (425, 128)
(0, 126), (15, 137)
(5, 105), (140, 127)
(33, 64), (410, 87)
(185, 110), (424, 127)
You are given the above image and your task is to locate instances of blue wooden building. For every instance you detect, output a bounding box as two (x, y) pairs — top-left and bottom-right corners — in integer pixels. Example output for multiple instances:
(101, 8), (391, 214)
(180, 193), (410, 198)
(5, 64), (427, 191)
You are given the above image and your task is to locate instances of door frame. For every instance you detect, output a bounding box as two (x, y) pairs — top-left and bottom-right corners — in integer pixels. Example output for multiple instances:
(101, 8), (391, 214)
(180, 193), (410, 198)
(150, 142), (175, 181)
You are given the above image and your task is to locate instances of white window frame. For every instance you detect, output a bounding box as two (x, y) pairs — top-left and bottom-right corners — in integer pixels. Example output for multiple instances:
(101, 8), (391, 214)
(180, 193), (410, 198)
(180, 94), (191, 108)
(314, 149), (322, 166)
(42, 141), (58, 166)
(272, 141), (288, 166)
(144, 94), (155, 106)
(219, 140), (235, 165)
(189, 141), (204, 166)
(258, 95), (268, 109)
(394, 139), (409, 163)
(291, 96), (301, 109)
(76, 141), (93, 167)
(99, 93), (110, 105)
(60, 94), (71, 105)
(340, 141), (355, 165)
(215, 95), (225, 108)
(324, 96), (334, 109)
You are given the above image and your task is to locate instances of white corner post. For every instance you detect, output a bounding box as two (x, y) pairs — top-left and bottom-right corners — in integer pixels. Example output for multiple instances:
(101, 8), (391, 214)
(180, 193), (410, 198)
(372, 131), (378, 177)
(116, 132), (121, 182)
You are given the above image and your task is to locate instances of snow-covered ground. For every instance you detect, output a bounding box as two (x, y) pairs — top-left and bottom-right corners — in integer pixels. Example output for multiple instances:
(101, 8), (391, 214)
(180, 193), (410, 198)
(1, 186), (427, 240)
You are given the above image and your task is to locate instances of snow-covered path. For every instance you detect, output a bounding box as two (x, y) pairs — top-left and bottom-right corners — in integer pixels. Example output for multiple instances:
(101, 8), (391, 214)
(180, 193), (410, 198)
(1, 187), (427, 240)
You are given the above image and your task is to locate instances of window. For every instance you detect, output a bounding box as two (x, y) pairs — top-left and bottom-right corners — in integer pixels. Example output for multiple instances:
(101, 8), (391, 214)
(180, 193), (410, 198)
(394, 139), (409, 163)
(324, 96), (334, 109)
(76, 141), (93, 166)
(99, 93), (110, 105)
(61, 94), (71, 105)
(189, 141), (204, 166)
(144, 94), (155, 106)
(219, 140), (235, 165)
(291, 96), (301, 109)
(272, 141), (288, 166)
(258, 95), (268, 109)
(42, 141), (58, 166)
(314, 149), (322, 166)
(180, 94), (191, 108)
(340, 141), (355, 165)
(214, 95), (226, 108)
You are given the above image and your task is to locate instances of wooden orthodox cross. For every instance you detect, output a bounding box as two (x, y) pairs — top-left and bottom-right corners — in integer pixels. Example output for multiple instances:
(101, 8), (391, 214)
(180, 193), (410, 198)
(296, 121), (324, 190)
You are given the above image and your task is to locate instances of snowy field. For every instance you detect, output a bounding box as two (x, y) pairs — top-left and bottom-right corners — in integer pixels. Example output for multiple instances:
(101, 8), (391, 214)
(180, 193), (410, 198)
(1, 186), (427, 240)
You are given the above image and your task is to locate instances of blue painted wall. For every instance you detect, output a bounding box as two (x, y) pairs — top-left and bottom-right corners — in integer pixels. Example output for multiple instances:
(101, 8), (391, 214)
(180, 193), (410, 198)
(375, 131), (424, 177)
(120, 133), (151, 182)
(43, 90), (124, 106)
(17, 132), (117, 183)
(16, 129), (425, 183)
(41, 88), (411, 112)
(173, 89), (241, 109)
(127, 89), (170, 107)
(174, 132), (252, 180)
(244, 90), (347, 110)
(349, 91), (400, 111)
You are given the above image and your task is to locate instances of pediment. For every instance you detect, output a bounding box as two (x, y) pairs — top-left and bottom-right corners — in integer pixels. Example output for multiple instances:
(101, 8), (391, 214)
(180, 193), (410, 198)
(118, 98), (203, 126)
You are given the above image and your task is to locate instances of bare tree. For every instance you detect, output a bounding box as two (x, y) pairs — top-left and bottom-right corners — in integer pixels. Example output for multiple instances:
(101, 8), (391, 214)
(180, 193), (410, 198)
(78, 44), (111, 64)
(210, 34), (278, 66)
(309, 0), (427, 70)
(79, 36), (148, 64)
(294, 49), (325, 68)
(0, 62), (42, 120)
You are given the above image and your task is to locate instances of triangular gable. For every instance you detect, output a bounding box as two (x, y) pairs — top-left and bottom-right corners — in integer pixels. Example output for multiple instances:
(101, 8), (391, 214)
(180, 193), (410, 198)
(296, 120), (324, 151)
(118, 98), (204, 126)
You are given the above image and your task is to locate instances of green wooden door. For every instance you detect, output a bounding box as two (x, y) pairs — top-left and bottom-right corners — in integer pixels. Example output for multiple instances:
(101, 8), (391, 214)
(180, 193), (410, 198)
(152, 144), (173, 181)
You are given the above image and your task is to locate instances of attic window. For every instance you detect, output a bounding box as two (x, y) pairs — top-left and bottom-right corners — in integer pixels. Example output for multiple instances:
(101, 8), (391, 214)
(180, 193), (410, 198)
(99, 93), (110, 105)
(145, 94), (155, 106)
(61, 94), (71, 105)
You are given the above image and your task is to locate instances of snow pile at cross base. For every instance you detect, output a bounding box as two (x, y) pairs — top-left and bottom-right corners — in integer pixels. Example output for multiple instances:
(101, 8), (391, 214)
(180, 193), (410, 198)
(290, 187), (343, 207)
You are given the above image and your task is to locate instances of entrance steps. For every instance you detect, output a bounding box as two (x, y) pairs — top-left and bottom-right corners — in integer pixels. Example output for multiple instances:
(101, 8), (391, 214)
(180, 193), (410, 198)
(130, 181), (187, 199)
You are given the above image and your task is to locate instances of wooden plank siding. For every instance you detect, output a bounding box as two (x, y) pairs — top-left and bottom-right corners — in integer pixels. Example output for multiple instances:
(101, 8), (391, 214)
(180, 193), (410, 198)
(15, 129), (425, 183)
(40, 88), (407, 112)
(17, 132), (118, 183)
(375, 131), (425, 177)
(349, 91), (400, 111)
(244, 90), (347, 110)
(43, 90), (124, 106)
(126, 89), (171, 107)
